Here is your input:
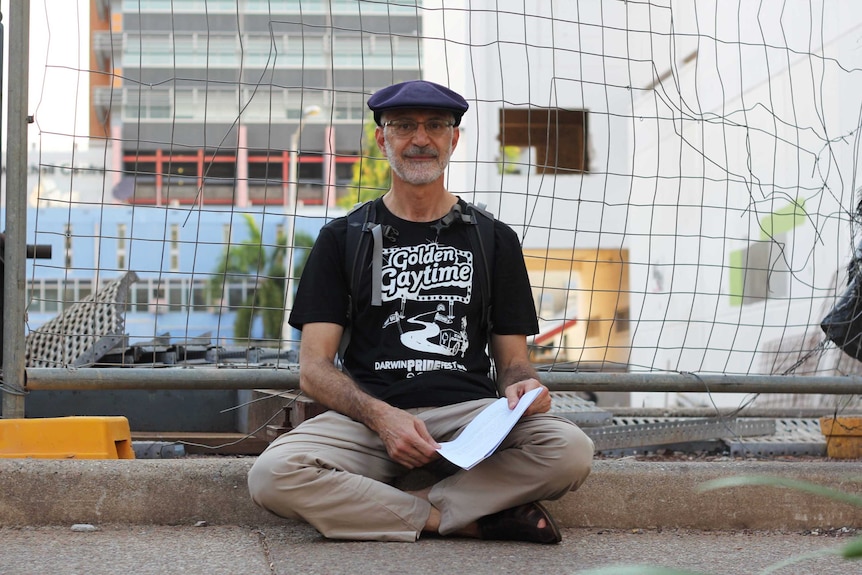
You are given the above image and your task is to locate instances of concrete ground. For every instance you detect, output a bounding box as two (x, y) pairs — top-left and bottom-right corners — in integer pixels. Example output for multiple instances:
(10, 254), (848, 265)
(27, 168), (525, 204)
(1, 457), (861, 574)
(1, 524), (857, 575)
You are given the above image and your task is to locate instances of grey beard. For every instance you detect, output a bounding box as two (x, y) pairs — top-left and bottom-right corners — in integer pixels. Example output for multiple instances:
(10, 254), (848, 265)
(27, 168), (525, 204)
(385, 140), (451, 185)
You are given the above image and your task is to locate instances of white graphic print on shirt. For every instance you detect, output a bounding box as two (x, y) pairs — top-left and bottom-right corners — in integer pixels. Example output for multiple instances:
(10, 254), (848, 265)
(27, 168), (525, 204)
(376, 243), (473, 374)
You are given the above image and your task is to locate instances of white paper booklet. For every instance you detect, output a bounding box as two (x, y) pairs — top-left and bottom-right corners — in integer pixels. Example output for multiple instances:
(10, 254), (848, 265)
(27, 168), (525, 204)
(435, 387), (542, 470)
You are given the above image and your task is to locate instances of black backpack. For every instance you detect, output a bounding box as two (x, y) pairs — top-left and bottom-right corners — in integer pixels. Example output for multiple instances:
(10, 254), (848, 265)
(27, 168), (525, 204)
(338, 197), (496, 361)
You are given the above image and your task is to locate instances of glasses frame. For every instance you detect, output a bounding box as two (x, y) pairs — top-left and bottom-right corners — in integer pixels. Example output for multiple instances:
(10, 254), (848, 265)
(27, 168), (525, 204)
(382, 119), (456, 138)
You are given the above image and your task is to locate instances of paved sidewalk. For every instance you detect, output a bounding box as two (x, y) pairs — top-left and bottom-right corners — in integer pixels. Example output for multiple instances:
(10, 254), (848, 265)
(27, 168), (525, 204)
(2, 523), (857, 575)
(2, 457), (862, 574)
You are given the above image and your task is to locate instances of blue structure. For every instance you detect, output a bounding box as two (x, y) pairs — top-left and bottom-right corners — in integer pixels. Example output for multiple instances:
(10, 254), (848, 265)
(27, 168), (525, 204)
(8, 205), (331, 347)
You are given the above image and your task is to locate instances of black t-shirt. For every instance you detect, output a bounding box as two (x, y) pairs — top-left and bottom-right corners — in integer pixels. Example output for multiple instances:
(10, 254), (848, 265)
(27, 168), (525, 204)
(289, 198), (539, 409)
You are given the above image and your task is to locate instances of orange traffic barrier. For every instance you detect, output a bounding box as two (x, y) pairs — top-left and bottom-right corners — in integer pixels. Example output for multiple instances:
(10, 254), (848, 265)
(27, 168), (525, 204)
(0, 416), (135, 459)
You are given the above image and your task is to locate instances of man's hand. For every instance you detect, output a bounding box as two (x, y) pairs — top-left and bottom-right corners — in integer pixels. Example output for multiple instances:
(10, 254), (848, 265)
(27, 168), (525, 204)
(298, 323), (440, 469)
(371, 406), (441, 469)
(504, 378), (551, 416)
(491, 334), (550, 417)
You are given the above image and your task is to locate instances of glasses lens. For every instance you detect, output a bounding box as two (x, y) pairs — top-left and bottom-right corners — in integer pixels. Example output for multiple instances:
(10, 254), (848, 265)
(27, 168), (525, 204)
(395, 122), (417, 136)
(386, 120), (451, 136)
(426, 121), (447, 135)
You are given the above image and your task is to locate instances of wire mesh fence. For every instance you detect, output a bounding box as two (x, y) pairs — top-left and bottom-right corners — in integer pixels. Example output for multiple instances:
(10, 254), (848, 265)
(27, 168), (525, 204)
(5, 0), (862, 416)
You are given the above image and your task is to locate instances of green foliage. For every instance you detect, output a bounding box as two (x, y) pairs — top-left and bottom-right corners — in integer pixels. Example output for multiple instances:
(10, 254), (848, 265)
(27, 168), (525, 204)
(698, 475), (862, 507)
(497, 145), (522, 174)
(338, 115), (390, 209)
(844, 537), (862, 559)
(209, 214), (313, 344)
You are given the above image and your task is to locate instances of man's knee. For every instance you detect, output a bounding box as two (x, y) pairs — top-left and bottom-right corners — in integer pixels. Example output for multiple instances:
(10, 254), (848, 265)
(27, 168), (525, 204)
(536, 419), (594, 495)
(559, 423), (594, 490)
(247, 448), (312, 518)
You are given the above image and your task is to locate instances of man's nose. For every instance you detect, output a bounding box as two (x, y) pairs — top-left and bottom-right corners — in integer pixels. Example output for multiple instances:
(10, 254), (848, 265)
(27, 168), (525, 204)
(410, 123), (432, 144)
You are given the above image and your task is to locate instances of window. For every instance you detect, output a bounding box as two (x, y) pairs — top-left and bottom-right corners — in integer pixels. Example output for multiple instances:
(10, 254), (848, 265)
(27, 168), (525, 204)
(498, 108), (589, 174)
(43, 283), (60, 313)
(333, 92), (365, 120)
(729, 235), (790, 306)
(64, 224), (73, 269)
(248, 160), (283, 183)
(168, 278), (184, 311)
(117, 224), (127, 270)
(614, 308), (630, 333)
(134, 286), (150, 312)
(729, 199), (804, 307)
(298, 160), (323, 183)
(170, 224), (180, 271)
(27, 279), (96, 313)
(191, 282), (209, 311)
(228, 284), (246, 309)
(122, 89), (171, 119)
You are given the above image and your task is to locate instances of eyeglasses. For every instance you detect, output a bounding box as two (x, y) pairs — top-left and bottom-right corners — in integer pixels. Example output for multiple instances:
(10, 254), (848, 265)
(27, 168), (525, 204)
(382, 119), (455, 138)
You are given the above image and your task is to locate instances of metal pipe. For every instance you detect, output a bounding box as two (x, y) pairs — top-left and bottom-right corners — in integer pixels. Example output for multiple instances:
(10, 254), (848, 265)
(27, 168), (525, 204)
(540, 371), (862, 394)
(608, 407), (860, 418)
(26, 367), (302, 390)
(25, 244), (51, 259)
(24, 367), (862, 394)
(2, 1), (30, 419)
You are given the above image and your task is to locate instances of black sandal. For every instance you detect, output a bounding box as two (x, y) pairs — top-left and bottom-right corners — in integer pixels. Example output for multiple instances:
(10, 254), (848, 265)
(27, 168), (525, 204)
(477, 501), (562, 544)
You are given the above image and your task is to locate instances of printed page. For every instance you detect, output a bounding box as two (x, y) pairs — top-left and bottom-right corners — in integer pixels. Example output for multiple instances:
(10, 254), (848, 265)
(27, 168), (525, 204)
(436, 387), (542, 470)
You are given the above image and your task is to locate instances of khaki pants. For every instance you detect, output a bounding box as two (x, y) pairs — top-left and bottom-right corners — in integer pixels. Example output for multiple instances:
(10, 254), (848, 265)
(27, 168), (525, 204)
(247, 398), (594, 542)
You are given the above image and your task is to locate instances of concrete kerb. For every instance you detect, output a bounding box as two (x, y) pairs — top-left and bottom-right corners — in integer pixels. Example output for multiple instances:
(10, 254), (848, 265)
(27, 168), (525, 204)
(1, 458), (861, 530)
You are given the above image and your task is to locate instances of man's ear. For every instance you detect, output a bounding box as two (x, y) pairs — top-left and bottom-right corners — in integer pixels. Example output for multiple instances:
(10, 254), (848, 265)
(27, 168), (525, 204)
(451, 126), (460, 151)
(375, 126), (386, 154)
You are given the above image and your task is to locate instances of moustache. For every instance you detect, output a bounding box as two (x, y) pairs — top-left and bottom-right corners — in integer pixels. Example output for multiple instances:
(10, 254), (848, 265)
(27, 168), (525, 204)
(403, 146), (439, 158)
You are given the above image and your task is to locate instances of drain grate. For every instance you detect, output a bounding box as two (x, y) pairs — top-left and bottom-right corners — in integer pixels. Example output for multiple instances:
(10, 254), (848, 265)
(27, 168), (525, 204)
(585, 418), (776, 452)
(549, 392), (613, 426)
(727, 418), (826, 457)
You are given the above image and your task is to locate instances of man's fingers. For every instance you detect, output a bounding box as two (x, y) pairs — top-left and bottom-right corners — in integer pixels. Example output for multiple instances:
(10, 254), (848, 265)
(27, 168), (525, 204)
(414, 419), (441, 450)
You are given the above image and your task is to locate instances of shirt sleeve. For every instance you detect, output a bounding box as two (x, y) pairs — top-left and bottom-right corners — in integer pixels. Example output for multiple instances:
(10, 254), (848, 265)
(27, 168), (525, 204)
(490, 221), (540, 336)
(288, 219), (351, 330)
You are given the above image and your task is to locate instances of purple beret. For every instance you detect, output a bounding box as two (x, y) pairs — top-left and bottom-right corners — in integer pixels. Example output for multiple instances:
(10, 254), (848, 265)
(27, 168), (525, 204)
(367, 80), (469, 127)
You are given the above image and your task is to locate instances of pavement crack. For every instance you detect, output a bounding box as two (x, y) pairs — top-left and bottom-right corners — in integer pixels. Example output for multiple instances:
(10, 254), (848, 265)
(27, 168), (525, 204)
(253, 528), (278, 575)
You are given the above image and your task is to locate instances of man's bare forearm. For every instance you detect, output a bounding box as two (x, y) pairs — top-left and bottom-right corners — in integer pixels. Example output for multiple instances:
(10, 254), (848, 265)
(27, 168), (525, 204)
(495, 360), (540, 392)
(299, 356), (391, 433)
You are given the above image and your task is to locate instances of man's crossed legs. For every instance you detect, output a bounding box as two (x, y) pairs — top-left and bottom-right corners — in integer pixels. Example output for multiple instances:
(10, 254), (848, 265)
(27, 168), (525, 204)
(248, 398), (594, 542)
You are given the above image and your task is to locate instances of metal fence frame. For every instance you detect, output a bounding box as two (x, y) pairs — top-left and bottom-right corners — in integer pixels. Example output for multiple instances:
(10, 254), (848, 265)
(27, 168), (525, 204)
(2, 1), (30, 418)
(20, 368), (862, 395)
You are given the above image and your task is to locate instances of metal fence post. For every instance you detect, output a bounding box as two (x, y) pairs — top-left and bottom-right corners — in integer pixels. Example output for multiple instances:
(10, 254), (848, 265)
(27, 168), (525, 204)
(2, 1), (30, 419)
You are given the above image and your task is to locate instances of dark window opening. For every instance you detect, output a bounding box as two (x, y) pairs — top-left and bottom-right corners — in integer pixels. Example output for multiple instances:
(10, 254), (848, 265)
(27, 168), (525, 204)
(298, 161), (323, 183)
(165, 161), (197, 177)
(499, 108), (589, 174)
(335, 161), (355, 183)
(124, 160), (156, 176)
(201, 161), (235, 181)
(248, 162), (284, 182)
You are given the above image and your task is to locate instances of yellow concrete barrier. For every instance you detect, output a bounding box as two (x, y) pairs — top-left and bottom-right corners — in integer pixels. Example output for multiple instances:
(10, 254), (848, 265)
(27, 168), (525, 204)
(820, 416), (862, 459)
(0, 416), (135, 459)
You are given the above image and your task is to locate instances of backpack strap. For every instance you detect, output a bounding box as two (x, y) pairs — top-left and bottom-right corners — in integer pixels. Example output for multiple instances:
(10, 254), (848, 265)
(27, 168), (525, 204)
(339, 199), (377, 362)
(462, 201), (496, 358)
(340, 197), (396, 362)
(344, 199), (373, 303)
